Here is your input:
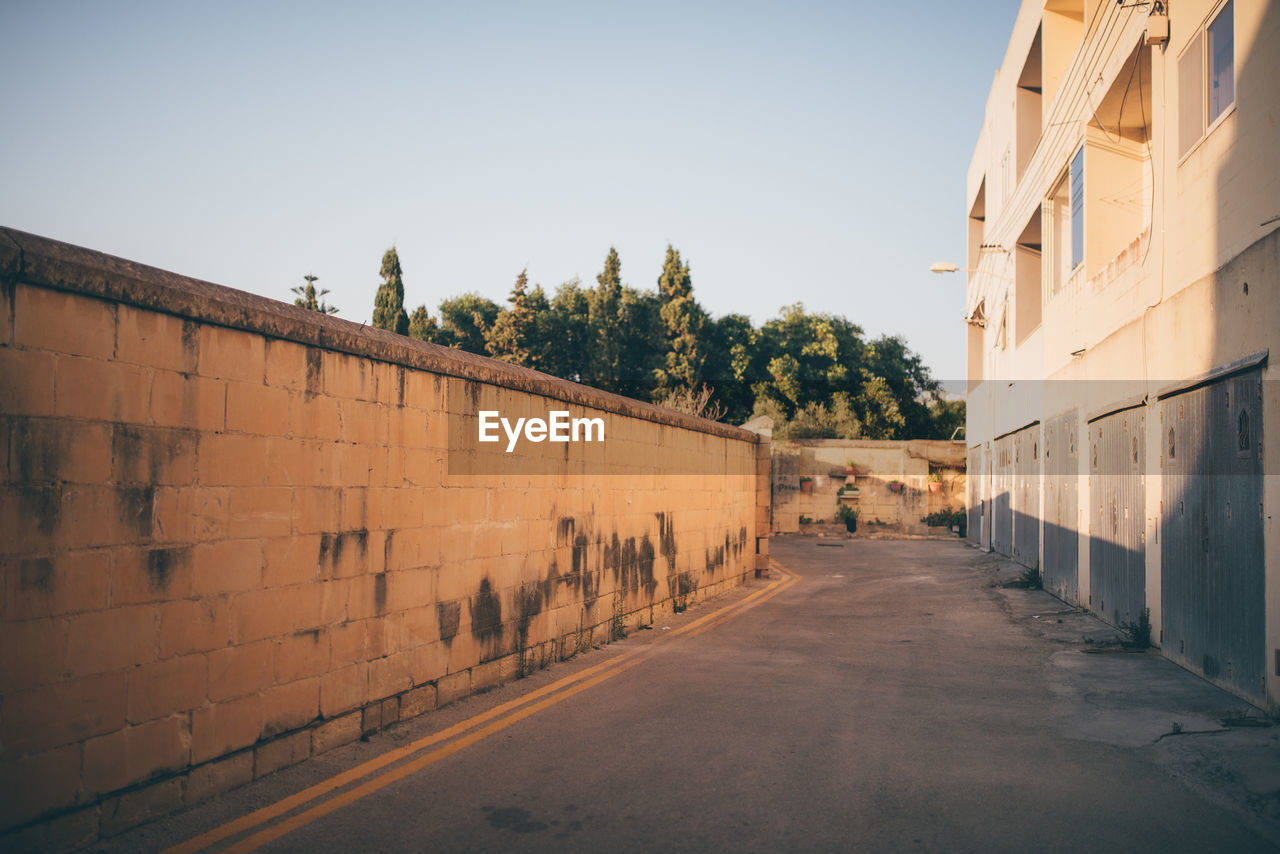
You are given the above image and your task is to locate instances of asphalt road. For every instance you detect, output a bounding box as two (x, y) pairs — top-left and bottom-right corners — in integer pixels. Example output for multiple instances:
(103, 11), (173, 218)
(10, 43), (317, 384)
(102, 537), (1279, 853)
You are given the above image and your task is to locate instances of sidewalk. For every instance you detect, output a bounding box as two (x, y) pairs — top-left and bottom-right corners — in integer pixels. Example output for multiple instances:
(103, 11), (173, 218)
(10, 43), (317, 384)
(974, 546), (1280, 843)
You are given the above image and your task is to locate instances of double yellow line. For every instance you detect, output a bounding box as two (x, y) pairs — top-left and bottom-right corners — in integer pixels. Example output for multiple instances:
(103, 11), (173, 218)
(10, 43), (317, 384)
(167, 564), (797, 854)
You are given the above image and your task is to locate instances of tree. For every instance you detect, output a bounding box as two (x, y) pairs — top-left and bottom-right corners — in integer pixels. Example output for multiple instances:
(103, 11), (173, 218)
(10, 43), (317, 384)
(584, 248), (625, 391)
(928, 396), (966, 440)
(291, 274), (339, 315)
(614, 286), (662, 400)
(704, 313), (760, 424)
(653, 245), (706, 398)
(861, 334), (938, 438)
(407, 305), (439, 342)
(436, 293), (500, 354)
(486, 269), (553, 370)
(753, 303), (867, 418)
(373, 248), (409, 335)
(545, 278), (591, 382)
(656, 243), (692, 300)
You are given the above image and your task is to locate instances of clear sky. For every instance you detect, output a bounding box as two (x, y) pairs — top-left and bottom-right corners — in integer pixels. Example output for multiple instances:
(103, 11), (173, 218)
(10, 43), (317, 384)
(0, 0), (1017, 382)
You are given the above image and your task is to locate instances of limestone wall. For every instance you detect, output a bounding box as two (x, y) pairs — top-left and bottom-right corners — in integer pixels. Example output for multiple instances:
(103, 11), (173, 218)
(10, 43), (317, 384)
(771, 439), (966, 535)
(0, 227), (769, 846)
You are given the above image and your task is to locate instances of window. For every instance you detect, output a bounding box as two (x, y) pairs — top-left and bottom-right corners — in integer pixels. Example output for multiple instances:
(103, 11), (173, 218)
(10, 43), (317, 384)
(1208, 2), (1235, 124)
(1179, 1), (1234, 158)
(1047, 146), (1085, 293)
(1069, 148), (1084, 270)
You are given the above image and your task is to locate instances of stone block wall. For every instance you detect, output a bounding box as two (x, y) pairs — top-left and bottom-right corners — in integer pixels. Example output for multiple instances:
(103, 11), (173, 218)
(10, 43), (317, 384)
(771, 439), (966, 535)
(0, 228), (768, 847)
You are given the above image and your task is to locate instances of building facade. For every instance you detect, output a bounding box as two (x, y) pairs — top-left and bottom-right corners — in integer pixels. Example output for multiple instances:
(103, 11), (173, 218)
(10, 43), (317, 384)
(963, 0), (1279, 709)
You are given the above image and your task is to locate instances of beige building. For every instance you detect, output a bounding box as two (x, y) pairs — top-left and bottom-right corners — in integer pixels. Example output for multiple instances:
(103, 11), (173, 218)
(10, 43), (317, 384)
(961, 0), (1279, 710)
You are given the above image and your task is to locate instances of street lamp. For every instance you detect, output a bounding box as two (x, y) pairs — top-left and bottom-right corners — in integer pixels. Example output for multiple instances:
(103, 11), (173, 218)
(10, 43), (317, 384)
(929, 262), (1013, 281)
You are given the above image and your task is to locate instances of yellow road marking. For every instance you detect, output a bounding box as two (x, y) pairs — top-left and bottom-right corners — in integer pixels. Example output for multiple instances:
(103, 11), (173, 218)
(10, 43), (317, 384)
(220, 655), (653, 854)
(165, 647), (647, 854)
(168, 564), (796, 853)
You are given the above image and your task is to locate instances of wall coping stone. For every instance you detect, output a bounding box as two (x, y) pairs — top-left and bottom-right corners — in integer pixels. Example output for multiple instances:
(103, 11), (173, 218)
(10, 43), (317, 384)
(0, 226), (756, 443)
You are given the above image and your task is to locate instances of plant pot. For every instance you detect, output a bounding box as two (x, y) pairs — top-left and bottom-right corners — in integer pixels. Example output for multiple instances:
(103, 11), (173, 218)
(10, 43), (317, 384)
(887, 482), (903, 494)
(799, 480), (813, 494)
(844, 466), (857, 476)
(928, 481), (942, 494)
(844, 518), (857, 533)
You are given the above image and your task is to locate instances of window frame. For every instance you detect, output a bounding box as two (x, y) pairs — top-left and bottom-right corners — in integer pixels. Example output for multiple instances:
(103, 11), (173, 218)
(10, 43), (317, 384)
(1069, 146), (1085, 272)
(1177, 0), (1236, 164)
(1045, 143), (1084, 297)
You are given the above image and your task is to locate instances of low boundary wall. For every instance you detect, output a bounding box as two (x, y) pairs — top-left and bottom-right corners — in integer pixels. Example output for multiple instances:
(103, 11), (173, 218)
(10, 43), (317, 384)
(771, 439), (965, 535)
(0, 227), (771, 849)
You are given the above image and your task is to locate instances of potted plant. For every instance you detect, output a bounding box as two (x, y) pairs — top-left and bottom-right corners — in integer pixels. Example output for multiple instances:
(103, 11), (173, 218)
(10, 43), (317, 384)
(838, 484), (860, 497)
(836, 503), (859, 533)
(887, 480), (904, 494)
(927, 471), (943, 493)
(799, 476), (814, 494)
(844, 460), (858, 476)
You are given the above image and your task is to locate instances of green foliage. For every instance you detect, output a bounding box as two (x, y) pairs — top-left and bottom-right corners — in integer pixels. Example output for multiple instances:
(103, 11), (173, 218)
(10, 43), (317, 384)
(291, 274), (339, 315)
(584, 247), (625, 392)
(485, 269), (554, 371)
(835, 503), (859, 522)
(704, 313), (759, 423)
(373, 248), (410, 335)
(407, 305), (438, 342)
(436, 293), (501, 354)
(1120, 608), (1152, 649)
(921, 508), (965, 527)
(929, 396), (966, 440)
(545, 278), (591, 381)
(367, 243), (958, 440)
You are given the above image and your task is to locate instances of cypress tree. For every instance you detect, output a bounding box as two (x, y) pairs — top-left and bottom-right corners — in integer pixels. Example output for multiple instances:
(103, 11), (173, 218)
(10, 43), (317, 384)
(373, 248), (409, 335)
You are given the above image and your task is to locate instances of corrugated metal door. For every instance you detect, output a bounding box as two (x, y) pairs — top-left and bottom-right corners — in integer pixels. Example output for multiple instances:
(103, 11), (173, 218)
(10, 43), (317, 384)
(1160, 370), (1265, 704)
(967, 445), (983, 546)
(982, 444), (992, 550)
(1088, 409), (1145, 627)
(991, 434), (1014, 557)
(1012, 426), (1040, 569)
(1043, 412), (1079, 604)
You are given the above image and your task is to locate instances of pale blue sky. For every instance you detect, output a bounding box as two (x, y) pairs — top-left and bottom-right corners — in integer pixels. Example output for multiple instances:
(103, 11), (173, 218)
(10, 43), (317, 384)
(0, 1), (1016, 381)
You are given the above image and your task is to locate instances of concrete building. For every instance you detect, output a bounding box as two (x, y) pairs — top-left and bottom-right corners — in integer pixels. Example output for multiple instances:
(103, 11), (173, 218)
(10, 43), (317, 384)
(960, 0), (1279, 710)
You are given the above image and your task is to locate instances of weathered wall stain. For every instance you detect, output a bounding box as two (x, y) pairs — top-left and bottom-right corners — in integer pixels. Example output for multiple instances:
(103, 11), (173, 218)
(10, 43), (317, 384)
(146, 546), (189, 591)
(19, 557), (53, 593)
(471, 576), (504, 651)
(12, 419), (63, 484)
(180, 319), (200, 371)
(304, 346), (323, 398)
(655, 512), (678, 580)
(19, 486), (60, 539)
(438, 600), (462, 643)
(112, 424), (194, 485)
(118, 485), (155, 539)
(318, 529), (369, 573)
